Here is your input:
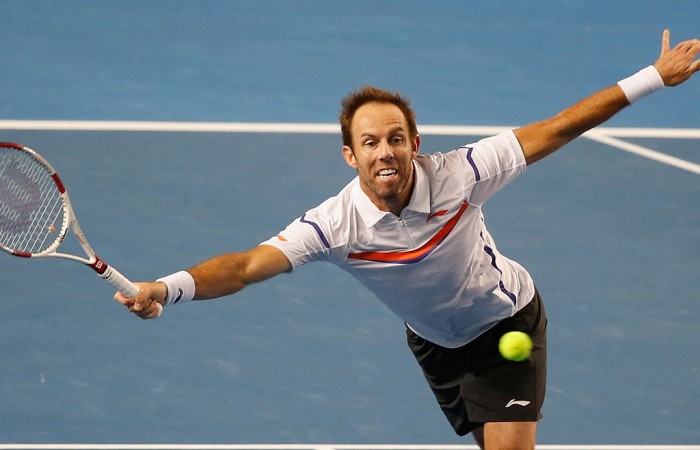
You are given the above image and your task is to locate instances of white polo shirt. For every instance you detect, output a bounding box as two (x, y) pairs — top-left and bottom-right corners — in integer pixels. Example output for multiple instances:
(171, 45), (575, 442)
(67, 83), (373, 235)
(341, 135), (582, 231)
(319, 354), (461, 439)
(261, 130), (535, 348)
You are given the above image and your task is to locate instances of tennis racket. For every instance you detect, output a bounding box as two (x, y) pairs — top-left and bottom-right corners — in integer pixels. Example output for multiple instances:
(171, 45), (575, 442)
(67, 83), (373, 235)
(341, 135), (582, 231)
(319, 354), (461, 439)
(0, 142), (157, 312)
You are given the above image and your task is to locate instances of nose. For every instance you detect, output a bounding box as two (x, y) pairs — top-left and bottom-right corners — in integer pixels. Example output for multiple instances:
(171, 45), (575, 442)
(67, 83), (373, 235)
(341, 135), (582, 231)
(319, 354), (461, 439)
(378, 140), (394, 160)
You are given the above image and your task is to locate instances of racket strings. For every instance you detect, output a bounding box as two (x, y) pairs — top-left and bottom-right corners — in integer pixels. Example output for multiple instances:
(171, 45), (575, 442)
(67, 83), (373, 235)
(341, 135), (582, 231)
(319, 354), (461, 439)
(0, 148), (66, 254)
(20, 173), (64, 253)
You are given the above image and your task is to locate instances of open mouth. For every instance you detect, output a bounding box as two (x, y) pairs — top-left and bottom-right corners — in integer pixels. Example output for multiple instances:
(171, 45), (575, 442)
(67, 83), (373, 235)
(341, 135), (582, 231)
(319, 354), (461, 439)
(377, 168), (398, 179)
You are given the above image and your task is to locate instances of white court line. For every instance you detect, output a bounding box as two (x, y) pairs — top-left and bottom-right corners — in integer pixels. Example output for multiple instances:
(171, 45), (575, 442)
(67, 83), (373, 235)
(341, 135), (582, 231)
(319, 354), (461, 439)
(1, 120), (698, 174)
(583, 130), (700, 175)
(0, 120), (341, 134)
(1, 120), (700, 138)
(2, 445), (700, 450)
(587, 127), (700, 139)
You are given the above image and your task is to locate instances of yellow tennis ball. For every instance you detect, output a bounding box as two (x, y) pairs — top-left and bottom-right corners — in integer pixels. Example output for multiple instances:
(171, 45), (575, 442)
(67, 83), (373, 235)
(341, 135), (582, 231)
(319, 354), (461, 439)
(498, 331), (532, 362)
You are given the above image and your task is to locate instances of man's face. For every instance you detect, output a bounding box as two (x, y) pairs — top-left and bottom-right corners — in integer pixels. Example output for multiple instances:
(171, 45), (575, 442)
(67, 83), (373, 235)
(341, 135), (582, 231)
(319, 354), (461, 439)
(342, 102), (420, 215)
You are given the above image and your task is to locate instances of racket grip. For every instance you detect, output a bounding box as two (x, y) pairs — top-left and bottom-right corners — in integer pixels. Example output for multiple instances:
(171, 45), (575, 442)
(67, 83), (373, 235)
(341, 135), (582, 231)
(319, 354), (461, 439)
(101, 265), (140, 297)
(98, 261), (163, 317)
(102, 264), (164, 317)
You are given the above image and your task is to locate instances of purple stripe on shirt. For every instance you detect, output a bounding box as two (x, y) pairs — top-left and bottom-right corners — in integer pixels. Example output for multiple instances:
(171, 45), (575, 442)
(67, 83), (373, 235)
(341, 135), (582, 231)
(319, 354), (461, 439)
(465, 146), (481, 181)
(481, 233), (517, 305)
(300, 214), (331, 249)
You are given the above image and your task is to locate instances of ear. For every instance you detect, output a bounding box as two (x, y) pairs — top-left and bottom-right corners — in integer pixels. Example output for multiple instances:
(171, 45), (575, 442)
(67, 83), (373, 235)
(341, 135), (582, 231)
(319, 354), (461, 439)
(342, 145), (358, 169)
(412, 134), (421, 158)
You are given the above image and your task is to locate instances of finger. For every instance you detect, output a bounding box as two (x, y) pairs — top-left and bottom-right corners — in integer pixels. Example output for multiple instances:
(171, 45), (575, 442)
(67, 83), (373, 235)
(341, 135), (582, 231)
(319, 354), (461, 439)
(129, 296), (163, 316)
(676, 40), (696, 54)
(132, 296), (151, 312)
(692, 59), (700, 74)
(690, 39), (700, 56)
(661, 29), (670, 55)
(138, 303), (163, 320)
(114, 291), (133, 306)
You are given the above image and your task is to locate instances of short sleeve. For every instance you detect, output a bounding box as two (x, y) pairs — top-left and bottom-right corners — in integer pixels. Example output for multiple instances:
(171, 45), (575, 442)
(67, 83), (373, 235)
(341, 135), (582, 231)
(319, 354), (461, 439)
(455, 130), (527, 206)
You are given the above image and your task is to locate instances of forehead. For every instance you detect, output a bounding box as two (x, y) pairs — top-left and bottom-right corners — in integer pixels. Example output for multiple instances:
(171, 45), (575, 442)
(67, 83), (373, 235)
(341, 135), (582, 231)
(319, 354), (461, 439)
(352, 102), (408, 135)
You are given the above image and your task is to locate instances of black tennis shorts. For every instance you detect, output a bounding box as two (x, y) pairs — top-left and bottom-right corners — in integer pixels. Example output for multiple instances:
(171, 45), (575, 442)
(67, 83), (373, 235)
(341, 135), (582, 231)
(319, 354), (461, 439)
(406, 289), (547, 436)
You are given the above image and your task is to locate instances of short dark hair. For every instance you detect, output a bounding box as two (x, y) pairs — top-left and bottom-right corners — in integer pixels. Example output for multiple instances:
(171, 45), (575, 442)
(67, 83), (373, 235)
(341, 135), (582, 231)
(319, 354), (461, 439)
(339, 86), (417, 147)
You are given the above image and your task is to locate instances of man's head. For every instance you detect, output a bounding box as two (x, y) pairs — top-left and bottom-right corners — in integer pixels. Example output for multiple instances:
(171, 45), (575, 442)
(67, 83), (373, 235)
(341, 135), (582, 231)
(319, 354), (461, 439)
(340, 86), (418, 148)
(339, 86), (421, 215)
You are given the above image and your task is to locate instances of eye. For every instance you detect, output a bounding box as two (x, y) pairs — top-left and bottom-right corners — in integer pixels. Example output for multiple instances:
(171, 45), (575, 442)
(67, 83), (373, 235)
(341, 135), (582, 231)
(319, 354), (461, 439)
(390, 135), (405, 145)
(363, 139), (377, 149)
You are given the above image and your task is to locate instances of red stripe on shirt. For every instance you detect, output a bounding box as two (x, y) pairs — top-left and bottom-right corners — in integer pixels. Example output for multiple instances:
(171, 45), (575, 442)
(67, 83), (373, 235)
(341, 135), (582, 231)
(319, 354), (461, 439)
(347, 201), (469, 264)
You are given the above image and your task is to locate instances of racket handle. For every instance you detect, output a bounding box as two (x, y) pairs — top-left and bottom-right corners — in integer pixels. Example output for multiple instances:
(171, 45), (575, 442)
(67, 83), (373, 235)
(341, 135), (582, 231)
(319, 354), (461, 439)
(101, 264), (140, 297)
(95, 260), (163, 316)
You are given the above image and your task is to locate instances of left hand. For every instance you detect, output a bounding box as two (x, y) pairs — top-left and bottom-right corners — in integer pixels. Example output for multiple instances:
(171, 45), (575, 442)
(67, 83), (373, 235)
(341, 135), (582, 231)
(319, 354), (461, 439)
(654, 29), (700, 86)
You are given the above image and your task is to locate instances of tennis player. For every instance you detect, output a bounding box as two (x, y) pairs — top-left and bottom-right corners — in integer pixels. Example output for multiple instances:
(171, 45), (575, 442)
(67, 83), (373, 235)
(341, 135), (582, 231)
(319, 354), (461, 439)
(116, 30), (699, 450)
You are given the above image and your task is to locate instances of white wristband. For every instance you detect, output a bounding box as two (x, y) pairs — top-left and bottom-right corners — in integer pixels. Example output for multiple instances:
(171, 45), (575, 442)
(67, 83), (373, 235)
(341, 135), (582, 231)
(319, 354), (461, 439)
(157, 270), (195, 305)
(617, 65), (664, 104)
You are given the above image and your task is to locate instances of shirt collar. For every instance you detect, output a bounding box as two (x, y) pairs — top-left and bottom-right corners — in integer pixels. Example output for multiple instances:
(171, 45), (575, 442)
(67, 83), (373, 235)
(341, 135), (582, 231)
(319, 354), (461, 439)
(352, 160), (431, 228)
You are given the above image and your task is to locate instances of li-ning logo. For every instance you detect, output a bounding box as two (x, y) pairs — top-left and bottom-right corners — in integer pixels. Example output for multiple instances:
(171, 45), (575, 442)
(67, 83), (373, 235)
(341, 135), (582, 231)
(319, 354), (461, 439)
(426, 209), (448, 223)
(506, 399), (531, 408)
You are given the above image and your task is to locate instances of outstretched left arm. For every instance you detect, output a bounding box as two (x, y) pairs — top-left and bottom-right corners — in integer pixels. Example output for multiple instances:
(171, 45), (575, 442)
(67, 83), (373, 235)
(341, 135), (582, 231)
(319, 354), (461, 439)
(515, 29), (700, 165)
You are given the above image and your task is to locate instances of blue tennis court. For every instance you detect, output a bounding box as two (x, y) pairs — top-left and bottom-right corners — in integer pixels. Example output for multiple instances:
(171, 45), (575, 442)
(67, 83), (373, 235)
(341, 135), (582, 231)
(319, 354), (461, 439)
(0, 1), (698, 447)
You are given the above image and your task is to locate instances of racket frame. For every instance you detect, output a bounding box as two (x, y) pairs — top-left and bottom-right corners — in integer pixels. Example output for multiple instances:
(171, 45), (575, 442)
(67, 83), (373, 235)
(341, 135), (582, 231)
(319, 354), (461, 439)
(0, 142), (140, 297)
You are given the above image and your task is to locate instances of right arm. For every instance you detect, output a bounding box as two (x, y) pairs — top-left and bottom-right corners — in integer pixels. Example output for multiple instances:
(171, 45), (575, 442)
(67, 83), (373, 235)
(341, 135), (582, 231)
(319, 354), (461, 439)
(188, 245), (292, 299)
(115, 244), (291, 319)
